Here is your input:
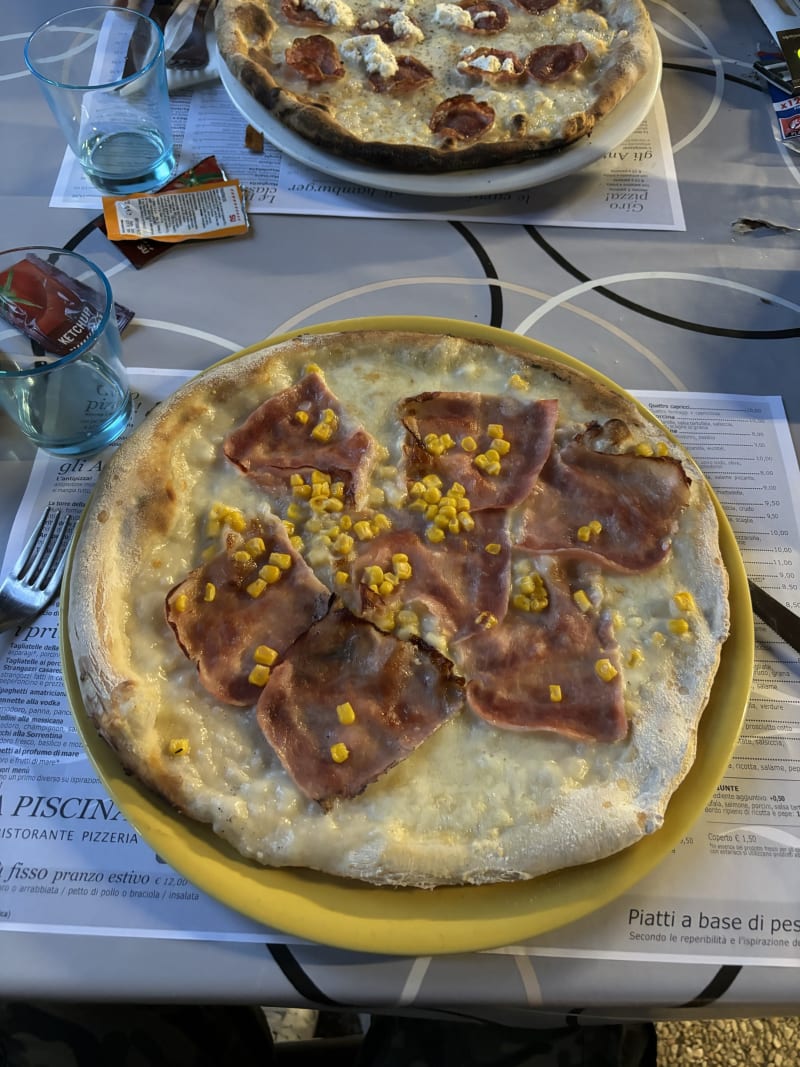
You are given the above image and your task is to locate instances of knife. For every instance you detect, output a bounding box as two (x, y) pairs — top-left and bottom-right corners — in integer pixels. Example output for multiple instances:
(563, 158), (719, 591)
(748, 579), (800, 654)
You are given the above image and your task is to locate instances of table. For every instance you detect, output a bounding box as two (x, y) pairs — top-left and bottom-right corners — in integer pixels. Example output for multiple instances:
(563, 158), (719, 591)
(1, 0), (799, 1022)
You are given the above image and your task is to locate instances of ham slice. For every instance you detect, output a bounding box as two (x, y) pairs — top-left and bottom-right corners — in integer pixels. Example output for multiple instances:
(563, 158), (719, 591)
(257, 609), (464, 805)
(224, 372), (377, 507)
(454, 559), (627, 742)
(517, 433), (691, 572)
(337, 510), (511, 644)
(399, 391), (558, 511)
(165, 518), (330, 706)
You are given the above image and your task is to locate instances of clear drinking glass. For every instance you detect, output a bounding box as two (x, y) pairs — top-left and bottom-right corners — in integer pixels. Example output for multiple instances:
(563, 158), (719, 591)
(24, 6), (175, 195)
(0, 247), (132, 456)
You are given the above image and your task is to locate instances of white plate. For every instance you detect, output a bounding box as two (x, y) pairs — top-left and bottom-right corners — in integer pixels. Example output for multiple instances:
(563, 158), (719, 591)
(215, 35), (661, 197)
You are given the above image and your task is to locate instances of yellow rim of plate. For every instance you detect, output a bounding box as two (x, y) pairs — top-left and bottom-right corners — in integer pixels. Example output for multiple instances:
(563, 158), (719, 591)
(61, 315), (754, 956)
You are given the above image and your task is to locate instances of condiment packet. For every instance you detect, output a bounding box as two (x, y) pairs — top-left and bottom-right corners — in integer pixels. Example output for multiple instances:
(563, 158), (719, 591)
(102, 179), (249, 244)
(756, 52), (800, 148)
(94, 155), (235, 268)
(0, 253), (134, 357)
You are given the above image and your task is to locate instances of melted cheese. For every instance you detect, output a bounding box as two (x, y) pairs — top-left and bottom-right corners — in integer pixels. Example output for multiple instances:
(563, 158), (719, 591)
(263, 0), (642, 146)
(82, 332), (726, 887)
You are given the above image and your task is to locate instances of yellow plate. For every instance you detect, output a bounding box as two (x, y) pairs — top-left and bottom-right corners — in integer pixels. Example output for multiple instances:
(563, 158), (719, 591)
(60, 316), (754, 956)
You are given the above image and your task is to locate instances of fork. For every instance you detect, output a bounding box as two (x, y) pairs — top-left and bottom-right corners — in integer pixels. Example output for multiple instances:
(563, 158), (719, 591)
(0, 509), (74, 633)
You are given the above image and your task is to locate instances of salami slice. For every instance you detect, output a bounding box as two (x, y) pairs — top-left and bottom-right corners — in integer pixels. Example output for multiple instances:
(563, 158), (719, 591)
(429, 94), (495, 142)
(285, 34), (345, 81)
(526, 42), (589, 83)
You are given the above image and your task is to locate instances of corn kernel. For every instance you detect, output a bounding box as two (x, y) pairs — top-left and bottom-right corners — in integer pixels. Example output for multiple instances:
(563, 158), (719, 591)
(286, 502), (305, 522)
(486, 461), (501, 476)
(459, 513), (475, 532)
(248, 664), (271, 686)
(651, 631), (666, 647)
(330, 742), (349, 763)
(310, 470), (329, 484)
(245, 537), (266, 556)
(227, 508), (246, 532)
(423, 486), (442, 504)
(655, 441), (669, 457)
(363, 565), (384, 586)
(259, 564), (281, 584)
(573, 589), (592, 612)
(668, 618), (690, 635)
(461, 436), (477, 452)
(508, 373), (528, 390)
(485, 543), (502, 555)
(290, 535), (304, 551)
(331, 481), (345, 499)
(485, 448), (500, 464)
(594, 658), (618, 682)
(588, 520), (603, 535)
(305, 362), (323, 374)
(311, 422), (333, 442)
(254, 646), (279, 667)
(475, 611), (498, 629)
(203, 582), (216, 603)
(293, 410), (310, 424)
(353, 520), (374, 541)
(394, 560), (413, 580)
(336, 701), (356, 725)
(450, 482), (466, 496)
(577, 525), (591, 543)
(426, 526), (446, 543)
(174, 593), (189, 613)
(206, 518), (221, 537)
(513, 594), (532, 612)
(440, 433), (455, 449)
(549, 684), (562, 703)
(473, 453), (489, 471)
(628, 648), (645, 667)
(635, 442), (654, 457)
(378, 579), (395, 596)
(233, 550), (252, 565)
(247, 578), (267, 598)
(339, 515), (352, 531)
(333, 533), (355, 554)
(372, 513), (392, 532)
(169, 738), (190, 756)
(494, 438), (511, 455)
(269, 552), (292, 571)
(422, 473), (442, 488)
(674, 591), (695, 612)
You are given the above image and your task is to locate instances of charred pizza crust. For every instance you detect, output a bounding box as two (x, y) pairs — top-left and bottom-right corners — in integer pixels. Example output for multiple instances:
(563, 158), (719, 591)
(68, 330), (729, 888)
(214, 0), (655, 172)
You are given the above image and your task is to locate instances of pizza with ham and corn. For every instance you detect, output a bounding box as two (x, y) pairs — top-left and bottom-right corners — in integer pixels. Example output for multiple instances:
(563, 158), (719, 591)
(68, 330), (729, 888)
(214, 0), (656, 172)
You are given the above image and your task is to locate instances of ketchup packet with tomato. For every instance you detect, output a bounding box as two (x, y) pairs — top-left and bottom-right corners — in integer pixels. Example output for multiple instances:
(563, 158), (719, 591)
(95, 155), (231, 268)
(0, 253), (134, 358)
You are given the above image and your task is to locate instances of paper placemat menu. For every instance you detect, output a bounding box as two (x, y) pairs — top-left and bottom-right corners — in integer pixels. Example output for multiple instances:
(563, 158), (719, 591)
(1, 380), (797, 962)
(50, 81), (684, 230)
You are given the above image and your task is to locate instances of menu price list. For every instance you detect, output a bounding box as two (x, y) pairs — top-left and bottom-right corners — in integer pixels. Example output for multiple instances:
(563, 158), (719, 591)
(1, 385), (799, 961)
(520, 393), (800, 966)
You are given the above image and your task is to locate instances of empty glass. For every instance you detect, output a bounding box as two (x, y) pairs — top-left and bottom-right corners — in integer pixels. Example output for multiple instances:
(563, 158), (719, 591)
(25, 6), (175, 195)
